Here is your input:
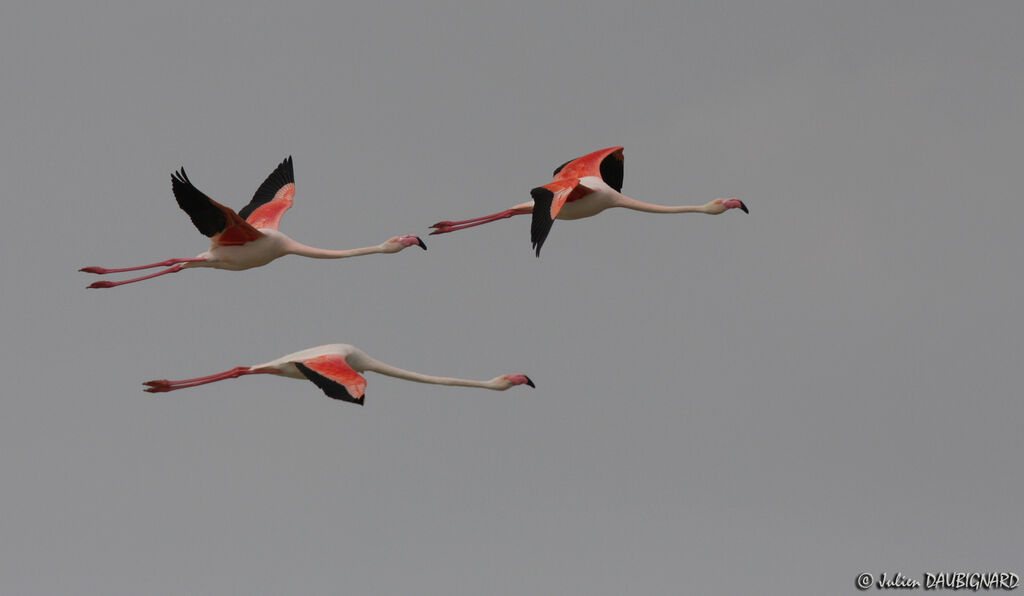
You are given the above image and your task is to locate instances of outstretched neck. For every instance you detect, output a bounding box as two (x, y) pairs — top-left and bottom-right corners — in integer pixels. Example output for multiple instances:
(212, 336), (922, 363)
(356, 355), (503, 390)
(615, 195), (710, 214)
(284, 239), (386, 259)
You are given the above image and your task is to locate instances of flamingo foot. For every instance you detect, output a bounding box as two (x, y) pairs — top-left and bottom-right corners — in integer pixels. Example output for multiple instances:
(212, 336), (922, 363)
(87, 280), (116, 289)
(79, 266), (107, 274)
(429, 221), (455, 235)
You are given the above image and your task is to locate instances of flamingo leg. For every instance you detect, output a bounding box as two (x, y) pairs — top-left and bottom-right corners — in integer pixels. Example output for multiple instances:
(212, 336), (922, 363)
(429, 208), (531, 235)
(80, 257), (206, 275)
(86, 263), (192, 289)
(144, 367), (278, 393)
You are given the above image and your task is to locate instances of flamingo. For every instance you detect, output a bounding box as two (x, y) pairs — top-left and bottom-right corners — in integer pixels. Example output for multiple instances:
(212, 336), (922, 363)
(81, 157), (426, 288)
(143, 343), (535, 405)
(430, 146), (747, 256)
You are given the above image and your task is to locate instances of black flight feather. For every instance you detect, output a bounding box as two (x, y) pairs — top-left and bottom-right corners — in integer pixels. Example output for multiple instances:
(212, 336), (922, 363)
(171, 168), (226, 237)
(529, 186), (556, 257)
(599, 152), (624, 193)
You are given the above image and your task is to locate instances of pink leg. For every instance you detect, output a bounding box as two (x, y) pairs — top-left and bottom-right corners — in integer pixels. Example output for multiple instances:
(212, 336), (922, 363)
(86, 263), (190, 289)
(144, 367), (279, 393)
(429, 208), (531, 235)
(80, 257), (206, 275)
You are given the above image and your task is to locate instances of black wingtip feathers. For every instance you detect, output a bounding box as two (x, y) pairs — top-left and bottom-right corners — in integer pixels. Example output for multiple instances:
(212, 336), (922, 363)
(529, 186), (556, 257)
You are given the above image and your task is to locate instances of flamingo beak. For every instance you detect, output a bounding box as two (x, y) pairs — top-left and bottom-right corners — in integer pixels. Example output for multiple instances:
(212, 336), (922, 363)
(525, 376), (536, 388)
(416, 237), (427, 250)
(739, 201), (749, 214)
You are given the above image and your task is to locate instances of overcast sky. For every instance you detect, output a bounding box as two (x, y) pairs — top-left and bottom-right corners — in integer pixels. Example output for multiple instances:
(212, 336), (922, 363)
(2, 1), (1022, 594)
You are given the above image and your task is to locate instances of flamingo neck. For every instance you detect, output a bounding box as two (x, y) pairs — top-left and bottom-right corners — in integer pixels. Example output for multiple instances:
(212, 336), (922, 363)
(615, 195), (710, 214)
(357, 355), (502, 390)
(284, 239), (386, 259)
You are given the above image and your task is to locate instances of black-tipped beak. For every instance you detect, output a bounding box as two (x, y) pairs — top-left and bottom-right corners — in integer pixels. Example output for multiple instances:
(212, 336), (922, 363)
(416, 237), (427, 250)
(525, 376), (535, 388)
(739, 202), (749, 214)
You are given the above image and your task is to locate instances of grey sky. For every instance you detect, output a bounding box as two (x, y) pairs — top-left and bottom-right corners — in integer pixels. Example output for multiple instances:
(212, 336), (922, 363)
(2, 1), (1022, 594)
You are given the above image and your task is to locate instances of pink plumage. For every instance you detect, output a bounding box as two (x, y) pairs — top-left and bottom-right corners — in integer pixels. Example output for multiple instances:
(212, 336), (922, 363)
(81, 157), (426, 288)
(430, 146), (747, 256)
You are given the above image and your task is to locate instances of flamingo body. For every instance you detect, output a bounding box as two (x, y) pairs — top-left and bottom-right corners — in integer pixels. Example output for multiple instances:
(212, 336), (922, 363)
(81, 157), (426, 288)
(429, 146), (747, 256)
(144, 343), (535, 406)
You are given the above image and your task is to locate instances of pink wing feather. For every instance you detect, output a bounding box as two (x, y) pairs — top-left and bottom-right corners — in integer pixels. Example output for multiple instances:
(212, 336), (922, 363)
(239, 156), (296, 231)
(294, 354), (367, 405)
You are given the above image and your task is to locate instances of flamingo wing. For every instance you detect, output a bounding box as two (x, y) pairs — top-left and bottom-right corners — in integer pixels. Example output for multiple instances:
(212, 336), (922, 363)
(294, 354), (367, 405)
(238, 156), (296, 231)
(552, 146), (624, 192)
(529, 178), (593, 257)
(171, 169), (263, 247)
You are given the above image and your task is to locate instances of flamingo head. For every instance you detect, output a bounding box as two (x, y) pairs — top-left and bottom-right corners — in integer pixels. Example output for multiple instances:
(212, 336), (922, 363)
(707, 198), (748, 214)
(382, 235), (427, 253)
(501, 374), (535, 389)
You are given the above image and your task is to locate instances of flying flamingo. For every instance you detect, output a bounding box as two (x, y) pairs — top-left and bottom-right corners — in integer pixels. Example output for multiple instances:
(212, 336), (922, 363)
(430, 146), (747, 256)
(81, 157), (426, 288)
(143, 343), (535, 405)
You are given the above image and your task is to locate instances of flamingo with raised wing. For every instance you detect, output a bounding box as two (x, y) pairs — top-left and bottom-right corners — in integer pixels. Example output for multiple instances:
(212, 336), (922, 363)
(81, 157), (426, 288)
(429, 146), (747, 256)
